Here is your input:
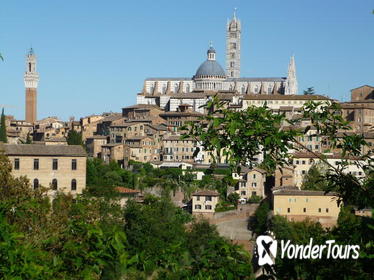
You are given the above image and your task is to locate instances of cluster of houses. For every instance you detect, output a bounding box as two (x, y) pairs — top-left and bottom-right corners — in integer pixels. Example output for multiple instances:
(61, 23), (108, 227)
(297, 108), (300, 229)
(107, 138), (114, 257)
(2, 85), (373, 226)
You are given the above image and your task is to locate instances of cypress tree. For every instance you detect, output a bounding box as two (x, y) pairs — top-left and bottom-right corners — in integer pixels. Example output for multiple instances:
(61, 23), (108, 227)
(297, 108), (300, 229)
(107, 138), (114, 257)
(0, 108), (7, 143)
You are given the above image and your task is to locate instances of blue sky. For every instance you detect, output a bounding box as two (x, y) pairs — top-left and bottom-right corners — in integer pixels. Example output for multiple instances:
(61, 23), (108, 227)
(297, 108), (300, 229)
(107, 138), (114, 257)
(1, 0), (373, 120)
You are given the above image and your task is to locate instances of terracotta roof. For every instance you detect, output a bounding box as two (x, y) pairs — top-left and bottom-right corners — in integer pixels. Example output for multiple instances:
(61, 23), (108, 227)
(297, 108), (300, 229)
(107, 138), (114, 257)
(273, 188), (338, 197)
(160, 111), (203, 117)
(243, 94), (331, 101)
(1, 144), (86, 157)
(122, 104), (162, 110)
(115, 187), (140, 194)
(292, 151), (361, 160)
(193, 190), (220, 196)
(101, 114), (123, 122)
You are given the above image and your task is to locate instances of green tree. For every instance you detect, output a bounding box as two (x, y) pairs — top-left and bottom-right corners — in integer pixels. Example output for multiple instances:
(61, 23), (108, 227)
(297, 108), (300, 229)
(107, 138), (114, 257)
(303, 87), (315, 95)
(249, 200), (271, 235)
(0, 108), (7, 143)
(66, 129), (83, 146)
(301, 163), (329, 190)
(227, 192), (240, 207)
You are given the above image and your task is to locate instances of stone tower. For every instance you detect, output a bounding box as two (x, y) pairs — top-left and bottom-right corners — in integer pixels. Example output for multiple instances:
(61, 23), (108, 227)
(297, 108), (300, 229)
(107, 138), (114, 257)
(226, 9), (241, 78)
(24, 48), (39, 123)
(285, 55), (298, 95)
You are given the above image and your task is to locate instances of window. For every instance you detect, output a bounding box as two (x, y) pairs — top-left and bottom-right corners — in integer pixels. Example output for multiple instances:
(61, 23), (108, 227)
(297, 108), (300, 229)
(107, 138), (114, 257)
(253, 174), (256, 179)
(326, 208), (329, 213)
(241, 191), (246, 195)
(195, 204), (201, 209)
(252, 191), (257, 196)
(52, 179), (58, 190)
(72, 159), (77, 170)
(34, 159), (39, 170)
(302, 160), (306, 165)
(71, 179), (77, 191)
(230, 61), (235, 67)
(287, 208), (291, 213)
(52, 159), (58, 170)
(14, 158), (20, 170)
(33, 179), (39, 190)
(303, 208), (306, 213)
(205, 205), (212, 210)
(252, 182), (257, 187)
(318, 208), (321, 213)
(302, 170), (306, 175)
(205, 196), (212, 201)
(197, 196), (200, 201)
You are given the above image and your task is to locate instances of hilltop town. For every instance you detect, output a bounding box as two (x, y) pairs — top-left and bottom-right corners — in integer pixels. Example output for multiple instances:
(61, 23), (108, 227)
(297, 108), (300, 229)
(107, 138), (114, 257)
(1, 10), (373, 280)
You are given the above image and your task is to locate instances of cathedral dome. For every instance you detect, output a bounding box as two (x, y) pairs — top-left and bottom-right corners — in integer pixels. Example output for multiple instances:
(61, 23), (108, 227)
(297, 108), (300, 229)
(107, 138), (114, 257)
(195, 60), (226, 78)
(193, 46), (226, 91)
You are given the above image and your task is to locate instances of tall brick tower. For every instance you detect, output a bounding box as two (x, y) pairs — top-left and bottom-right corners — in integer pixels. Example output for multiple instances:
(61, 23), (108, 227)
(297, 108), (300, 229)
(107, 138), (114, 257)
(226, 9), (241, 78)
(24, 48), (39, 123)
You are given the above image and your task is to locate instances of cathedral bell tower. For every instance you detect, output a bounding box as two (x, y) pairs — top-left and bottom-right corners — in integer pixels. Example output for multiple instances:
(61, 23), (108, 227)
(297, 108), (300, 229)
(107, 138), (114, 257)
(226, 9), (241, 78)
(285, 55), (298, 95)
(24, 48), (39, 123)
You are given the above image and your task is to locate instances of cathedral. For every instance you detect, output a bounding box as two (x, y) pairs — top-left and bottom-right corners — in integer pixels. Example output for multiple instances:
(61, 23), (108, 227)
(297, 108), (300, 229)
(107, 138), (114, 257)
(136, 12), (298, 113)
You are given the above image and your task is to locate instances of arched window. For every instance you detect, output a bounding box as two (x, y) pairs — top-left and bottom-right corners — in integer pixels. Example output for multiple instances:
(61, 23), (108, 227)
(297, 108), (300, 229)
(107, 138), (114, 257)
(52, 179), (58, 190)
(33, 178), (39, 190)
(71, 179), (77, 191)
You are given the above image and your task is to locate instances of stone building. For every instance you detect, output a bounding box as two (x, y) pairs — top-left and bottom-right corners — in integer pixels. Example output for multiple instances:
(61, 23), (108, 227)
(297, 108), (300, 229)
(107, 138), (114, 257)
(100, 143), (123, 165)
(86, 135), (107, 158)
(80, 115), (105, 140)
(159, 105), (203, 132)
(290, 152), (365, 188)
(1, 144), (86, 195)
(123, 136), (161, 163)
(122, 104), (165, 124)
(273, 188), (341, 227)
(341, 85), (374, 133)
(234, 168), (267, 200)
(192, 190), (220, 215)
(161, 135), (197, 162)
